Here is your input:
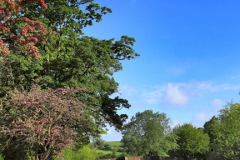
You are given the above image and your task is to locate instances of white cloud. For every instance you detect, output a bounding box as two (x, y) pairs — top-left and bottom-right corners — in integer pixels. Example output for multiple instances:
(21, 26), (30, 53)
(163, 83), (190, 106)
(192, 109), (213, 123)
(189, 104), (233, 129)
(146, 98), (159, 104)
(118, 85), (138, 96)
(141, 80), (240, 107)
(188, 80), (240, 92)
(142, 88), (165, 104)
(99, 81), (240, 142)
(142, 83), (190, 106)
(210, 99), (227, 112)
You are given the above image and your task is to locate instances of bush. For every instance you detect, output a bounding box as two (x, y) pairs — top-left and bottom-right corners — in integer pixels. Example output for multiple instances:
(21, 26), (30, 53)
(117, 152), (131, 158)
(103, 144), (112, 151)
(98, 153), (115, 159)
(96, 152), (104, 159)
(117, 148), (126, 152)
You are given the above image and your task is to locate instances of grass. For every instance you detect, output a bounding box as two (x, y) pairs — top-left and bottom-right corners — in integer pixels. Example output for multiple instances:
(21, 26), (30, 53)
(50, 140), (132, 160)
(0, 140), (215, 160)
(94, 141), (127, 156)
(0, 140), (131, 160)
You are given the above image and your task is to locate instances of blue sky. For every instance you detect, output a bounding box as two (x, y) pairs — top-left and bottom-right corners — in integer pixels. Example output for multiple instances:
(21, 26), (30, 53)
(80, 0), (240, 143)
(2, 0), (240, 143)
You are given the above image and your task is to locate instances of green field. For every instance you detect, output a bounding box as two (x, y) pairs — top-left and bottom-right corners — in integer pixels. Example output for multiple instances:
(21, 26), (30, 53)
(0, 140), (133, 160)
(53, 140), (133, 160)
(50, 141), (130, 160)
(94, 141), (129, 157)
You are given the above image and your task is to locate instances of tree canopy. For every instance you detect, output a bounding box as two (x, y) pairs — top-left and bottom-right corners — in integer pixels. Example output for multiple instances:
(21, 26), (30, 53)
(202, 115), (221, 154)
(167, 100), (240, 160)
(120, 110), (180, 157)
(0, 81), (93, 159)
(167, 123), (210, 159)
(206, 100), (240, 160)
(0, 0), (139, 159)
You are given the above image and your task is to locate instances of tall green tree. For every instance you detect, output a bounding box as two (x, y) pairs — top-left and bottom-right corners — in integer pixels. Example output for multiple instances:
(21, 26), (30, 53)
(0, 0), (139, 159)
(202, 115), (221, 154)
(166, 123), (210, 159)
(120, 110), (180, 157)
(206, 101), (240, 160)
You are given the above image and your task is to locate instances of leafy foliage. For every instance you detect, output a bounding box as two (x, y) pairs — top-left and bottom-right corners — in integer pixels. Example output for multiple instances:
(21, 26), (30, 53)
(120, 110), (179, 157)
(167, 123), (210, 159)
(0, 137), (34, 160)
(206, 100), (240, 160)
(117, 148), (126, 152)
(0, 0), (139, 159)
(117, 152), (131, 158)
(51, 142), (100, 160)
(202, 115), (221, 155)
(66, 142), (100, 160)
(102, 143), (113, 151)
(91, 138), (106, 150)
(97, 153), (115, 159)
(0, 79), (92, 159)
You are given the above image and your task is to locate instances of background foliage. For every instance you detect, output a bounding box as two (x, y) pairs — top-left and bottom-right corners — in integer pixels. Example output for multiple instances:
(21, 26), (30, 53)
(120, 110), (180, 157)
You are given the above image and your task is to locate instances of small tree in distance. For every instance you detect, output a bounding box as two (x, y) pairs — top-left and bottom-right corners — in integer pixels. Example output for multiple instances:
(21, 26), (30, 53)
(0, 77), (93, 160)
(206, 101), (240, 160)
(120, 110), (180, 157)
(167, 123), (210, 159)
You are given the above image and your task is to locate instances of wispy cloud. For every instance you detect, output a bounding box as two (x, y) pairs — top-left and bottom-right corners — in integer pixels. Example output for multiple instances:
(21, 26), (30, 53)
(92, 81), (240, 142)
(163, 83), (190, 106)
(225, 74), (240, 81)
(118, 85), (138, 96)
(210, 98), (227, 112)
(187, 98), (229, 128)
(192, 109), (214, 123)
(96, 97), (230, 142)
(142, 88), (165, 104)
(141, 80), (240, 107)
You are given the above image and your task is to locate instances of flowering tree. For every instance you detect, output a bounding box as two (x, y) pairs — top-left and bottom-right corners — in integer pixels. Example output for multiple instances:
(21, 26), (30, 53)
(0, 0), (55, 104)
(0, 0), (55, 62)
(0, 0), (139, 159)
(0, 78), (92, 160)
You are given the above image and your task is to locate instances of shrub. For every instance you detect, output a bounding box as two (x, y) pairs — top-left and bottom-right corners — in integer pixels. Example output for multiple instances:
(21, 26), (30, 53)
(117, 148), (126, 152)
